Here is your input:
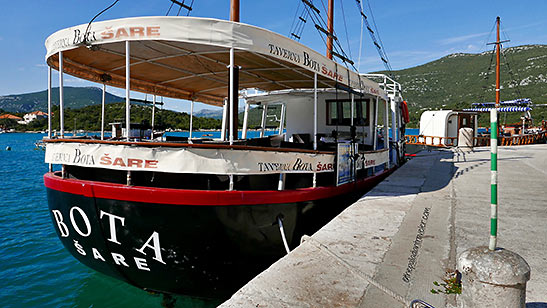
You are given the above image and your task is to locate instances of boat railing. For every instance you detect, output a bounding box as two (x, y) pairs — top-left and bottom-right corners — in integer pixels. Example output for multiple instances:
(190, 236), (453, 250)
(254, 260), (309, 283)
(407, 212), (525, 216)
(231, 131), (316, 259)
(404, 135), (457, 147)
(405, 131), (547, 147)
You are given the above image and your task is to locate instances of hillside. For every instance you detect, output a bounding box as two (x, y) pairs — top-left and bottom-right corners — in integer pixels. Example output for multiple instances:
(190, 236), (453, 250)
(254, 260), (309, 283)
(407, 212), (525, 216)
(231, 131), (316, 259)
(0, 87), (125, 113)
(2, 45), (546, 128)
(383, 44), (547, 126)
(0, 102), (221, 132)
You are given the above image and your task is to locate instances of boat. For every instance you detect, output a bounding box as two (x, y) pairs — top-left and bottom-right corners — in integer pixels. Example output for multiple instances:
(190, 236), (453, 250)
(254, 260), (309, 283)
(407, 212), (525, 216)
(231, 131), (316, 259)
(42, 0), (408, 300)
(406, 17), (547, 150)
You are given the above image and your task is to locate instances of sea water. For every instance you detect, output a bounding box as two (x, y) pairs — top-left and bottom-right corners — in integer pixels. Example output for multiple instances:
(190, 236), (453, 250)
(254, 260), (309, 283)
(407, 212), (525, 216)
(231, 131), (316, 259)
(0, 133), (219, 308)
(0, 130), (419, 307)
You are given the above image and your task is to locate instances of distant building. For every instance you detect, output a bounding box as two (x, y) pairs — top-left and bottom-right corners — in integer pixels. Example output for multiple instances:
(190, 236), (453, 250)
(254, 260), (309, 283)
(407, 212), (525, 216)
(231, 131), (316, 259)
(21, 111), (48, 124)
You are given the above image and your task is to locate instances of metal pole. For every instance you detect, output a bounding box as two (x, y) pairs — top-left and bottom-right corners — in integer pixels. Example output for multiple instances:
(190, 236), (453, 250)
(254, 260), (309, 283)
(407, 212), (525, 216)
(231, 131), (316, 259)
(101, 84), (106, 140)
(229, 48), (234, 145)
(385, 99), (390, 167)
(59, 51), (64, 138)
(242, 101), (249, 139)
(351, 94), (354, 126)
(314, 73), (318, 150)
(260, 104), (268, 138)
(189, 100), (194, 141)
(490, 16), (501, 251)
(373, 97), (378, 150)
(313, 73), (318, 187)
(391, 98), (398, 164)
(278, 104), (286, 135)
(152, 94), (156, 133)
(125, 41), (131, 141)
(221, 99), (227, 141)
(47, 66), (52, 139)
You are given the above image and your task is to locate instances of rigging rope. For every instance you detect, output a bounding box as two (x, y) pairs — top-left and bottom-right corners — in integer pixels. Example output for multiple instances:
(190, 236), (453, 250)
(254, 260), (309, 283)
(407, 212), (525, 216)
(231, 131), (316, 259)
(357, 0), (365, 70)
(166, 0), (194, 16)
(339, 0), (353, 61)
(353, 0), (392, 73)
(83, 0), (120, 45)
(500, 28), (522, 98)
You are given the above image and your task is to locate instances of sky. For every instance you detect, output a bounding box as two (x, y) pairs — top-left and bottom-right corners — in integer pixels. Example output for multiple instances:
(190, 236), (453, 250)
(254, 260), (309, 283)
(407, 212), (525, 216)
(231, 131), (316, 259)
(1, 0), (546, 113)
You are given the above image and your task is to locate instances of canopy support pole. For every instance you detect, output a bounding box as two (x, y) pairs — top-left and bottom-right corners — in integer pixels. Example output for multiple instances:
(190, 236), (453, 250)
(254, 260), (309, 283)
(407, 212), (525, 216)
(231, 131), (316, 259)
(278, 104), (286, 136)
(47, 66), (52, 172)
(242, 101), (249, 139)
(313, 73), (318, 188)
(229, 48), (234, 145)
(47, 66), (52, 139)
(152, 95), (156, 133)
(189, 100), (194, 141)
(59, 51), (64, 138)
(313, 73), (318, 150)
(385, 99), (390, 168)
(373, 97), (378, 150)
(351, 94), (355, 126)
(221, 99), (227, 141)
(390, 98), (398, 165)
(125, 41), (131, 141)
(101, 84), (106, 140)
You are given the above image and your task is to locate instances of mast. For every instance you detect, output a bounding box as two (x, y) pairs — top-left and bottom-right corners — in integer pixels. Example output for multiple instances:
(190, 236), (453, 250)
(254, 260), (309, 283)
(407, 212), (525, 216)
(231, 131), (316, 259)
(326, 0), (334, 59)
(229, 0), (240, 142)
(230, 0), (239, 22)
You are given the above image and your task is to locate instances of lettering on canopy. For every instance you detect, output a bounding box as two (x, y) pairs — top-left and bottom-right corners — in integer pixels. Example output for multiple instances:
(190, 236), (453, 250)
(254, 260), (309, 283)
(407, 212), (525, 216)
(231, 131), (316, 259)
(45, 143), (335, 175)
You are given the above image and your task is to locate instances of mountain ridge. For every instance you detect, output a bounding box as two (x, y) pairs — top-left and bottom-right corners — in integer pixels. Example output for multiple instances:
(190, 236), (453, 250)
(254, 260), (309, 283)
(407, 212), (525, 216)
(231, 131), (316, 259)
(2, 44), (546, 127)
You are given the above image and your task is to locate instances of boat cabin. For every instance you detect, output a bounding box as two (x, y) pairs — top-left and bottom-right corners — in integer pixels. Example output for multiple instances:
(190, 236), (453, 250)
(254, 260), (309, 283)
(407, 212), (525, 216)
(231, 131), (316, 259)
(419, 110), (478, 146)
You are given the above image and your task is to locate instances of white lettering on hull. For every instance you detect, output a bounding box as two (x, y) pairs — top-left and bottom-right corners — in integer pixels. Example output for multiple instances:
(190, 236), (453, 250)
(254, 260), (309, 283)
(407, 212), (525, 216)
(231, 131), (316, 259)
(51, 206), (165, 272)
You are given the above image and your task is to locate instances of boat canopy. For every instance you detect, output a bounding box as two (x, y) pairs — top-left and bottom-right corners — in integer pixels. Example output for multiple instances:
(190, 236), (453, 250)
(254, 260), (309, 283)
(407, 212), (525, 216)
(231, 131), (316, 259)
(45, 16), (385, 106)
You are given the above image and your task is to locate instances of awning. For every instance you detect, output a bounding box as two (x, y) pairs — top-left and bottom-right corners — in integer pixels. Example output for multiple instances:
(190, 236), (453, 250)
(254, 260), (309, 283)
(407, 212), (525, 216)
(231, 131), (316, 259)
(463, 107), (532, 112)
(45, 16), (386, 106)
(471, 98), (532, 108)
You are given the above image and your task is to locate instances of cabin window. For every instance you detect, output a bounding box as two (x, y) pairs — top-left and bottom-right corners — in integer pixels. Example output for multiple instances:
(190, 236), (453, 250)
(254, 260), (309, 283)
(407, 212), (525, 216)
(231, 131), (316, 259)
(326, 99), (370, 126)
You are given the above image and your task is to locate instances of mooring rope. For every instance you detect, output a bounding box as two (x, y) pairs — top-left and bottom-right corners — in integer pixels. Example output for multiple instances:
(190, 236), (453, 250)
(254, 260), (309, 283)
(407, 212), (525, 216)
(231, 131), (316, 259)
(277, 216), (291, 254)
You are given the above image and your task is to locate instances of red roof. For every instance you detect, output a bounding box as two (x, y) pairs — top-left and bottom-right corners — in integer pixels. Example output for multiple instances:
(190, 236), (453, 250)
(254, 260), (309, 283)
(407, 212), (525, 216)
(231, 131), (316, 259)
(28, 111), (48, 116)
(0, 114), (23, 120)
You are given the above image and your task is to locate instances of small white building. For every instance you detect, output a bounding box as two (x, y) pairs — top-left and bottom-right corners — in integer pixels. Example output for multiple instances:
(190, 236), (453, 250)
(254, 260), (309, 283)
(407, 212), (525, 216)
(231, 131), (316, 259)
(419, 110), (478, 145)
(21, 111), (48, 124)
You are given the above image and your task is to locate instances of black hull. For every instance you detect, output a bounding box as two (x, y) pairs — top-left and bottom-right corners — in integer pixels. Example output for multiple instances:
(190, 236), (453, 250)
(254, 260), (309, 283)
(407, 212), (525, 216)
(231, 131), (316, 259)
(45, 169), (393, 299)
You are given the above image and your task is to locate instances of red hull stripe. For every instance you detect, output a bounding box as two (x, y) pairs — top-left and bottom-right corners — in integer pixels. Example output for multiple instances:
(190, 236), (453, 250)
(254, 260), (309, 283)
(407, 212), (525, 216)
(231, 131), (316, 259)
(43, 169), (393, 206)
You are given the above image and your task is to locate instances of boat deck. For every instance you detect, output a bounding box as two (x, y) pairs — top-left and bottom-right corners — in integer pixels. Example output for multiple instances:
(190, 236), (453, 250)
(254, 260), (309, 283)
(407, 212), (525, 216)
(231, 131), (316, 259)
(219, 144), (547, 307)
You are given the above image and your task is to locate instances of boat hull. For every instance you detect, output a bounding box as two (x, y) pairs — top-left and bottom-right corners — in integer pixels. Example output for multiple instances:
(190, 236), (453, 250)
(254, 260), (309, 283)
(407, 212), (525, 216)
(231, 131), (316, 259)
(44, 169), (393, 299)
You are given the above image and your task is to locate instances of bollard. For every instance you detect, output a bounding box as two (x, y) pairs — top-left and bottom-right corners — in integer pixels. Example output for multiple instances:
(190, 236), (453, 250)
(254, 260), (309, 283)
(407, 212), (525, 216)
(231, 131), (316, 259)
(458, 127), (474, 151)
(457, 246), (530, 308)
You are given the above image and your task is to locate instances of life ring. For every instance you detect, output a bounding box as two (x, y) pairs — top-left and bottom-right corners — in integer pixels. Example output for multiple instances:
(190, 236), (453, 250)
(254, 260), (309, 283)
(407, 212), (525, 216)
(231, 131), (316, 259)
(401, 101), (410, 124)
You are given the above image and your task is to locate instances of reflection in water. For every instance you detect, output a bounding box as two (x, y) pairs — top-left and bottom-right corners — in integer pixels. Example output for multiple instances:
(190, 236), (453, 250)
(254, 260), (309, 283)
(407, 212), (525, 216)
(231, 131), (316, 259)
(74, 272), (221, 307)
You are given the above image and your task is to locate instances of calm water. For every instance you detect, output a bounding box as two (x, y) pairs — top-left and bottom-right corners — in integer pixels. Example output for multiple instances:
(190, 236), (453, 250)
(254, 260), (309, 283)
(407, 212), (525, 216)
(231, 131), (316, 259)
(0, 130), (417, 307)
(0, 133), (219, 308)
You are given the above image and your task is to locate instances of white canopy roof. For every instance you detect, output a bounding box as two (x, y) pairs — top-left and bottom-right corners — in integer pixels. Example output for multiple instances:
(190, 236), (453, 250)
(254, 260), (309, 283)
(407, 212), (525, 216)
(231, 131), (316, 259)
(45, 16), (386, 106)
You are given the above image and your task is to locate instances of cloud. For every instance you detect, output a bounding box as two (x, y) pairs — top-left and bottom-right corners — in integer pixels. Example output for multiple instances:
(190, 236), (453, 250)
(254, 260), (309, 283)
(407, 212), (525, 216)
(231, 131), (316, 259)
(438, 31), (490, 45)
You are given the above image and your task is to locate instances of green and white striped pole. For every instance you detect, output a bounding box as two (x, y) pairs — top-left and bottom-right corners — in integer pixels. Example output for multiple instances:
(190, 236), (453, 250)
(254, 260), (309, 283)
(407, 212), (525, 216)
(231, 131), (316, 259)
(489, 16), (502, 251)
(489, 107), (498, 251)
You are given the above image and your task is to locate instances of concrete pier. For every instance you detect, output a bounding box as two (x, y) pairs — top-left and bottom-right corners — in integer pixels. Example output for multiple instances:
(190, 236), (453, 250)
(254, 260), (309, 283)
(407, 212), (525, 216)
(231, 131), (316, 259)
(220, 145), (547, 308)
